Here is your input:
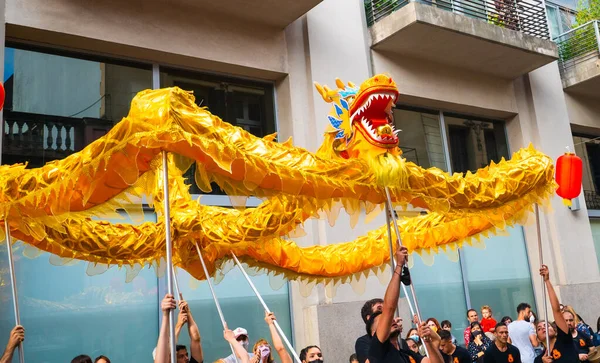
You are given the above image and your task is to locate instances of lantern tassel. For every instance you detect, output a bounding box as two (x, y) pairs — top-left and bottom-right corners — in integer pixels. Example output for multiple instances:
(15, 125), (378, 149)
(562, 198), (572, 207)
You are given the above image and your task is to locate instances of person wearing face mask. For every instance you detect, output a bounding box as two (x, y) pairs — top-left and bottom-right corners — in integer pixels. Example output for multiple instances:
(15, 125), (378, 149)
(427, 319), (442, 334)
(407, 328), (427, 357)
(406, 338), (422, 357)
(222, 328), (255, 363)
(467, 322), (492, 363)
(250, 312), (292, 363)
(300, 345), (323, 363)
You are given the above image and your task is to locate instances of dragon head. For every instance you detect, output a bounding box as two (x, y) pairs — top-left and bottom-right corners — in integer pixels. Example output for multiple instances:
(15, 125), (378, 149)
(315, 74), (400, 159)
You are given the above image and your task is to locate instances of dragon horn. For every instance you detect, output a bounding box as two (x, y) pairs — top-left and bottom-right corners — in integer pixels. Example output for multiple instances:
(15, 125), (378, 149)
(348, 81), (356, 88)
(335, 78), (345, 89)
(314, 82), (337, 103)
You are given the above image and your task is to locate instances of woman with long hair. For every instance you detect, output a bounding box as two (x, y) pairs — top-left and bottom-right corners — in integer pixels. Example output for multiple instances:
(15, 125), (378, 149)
(466, 322), (492, 363)
(426, 318), (442, 333)
(250, 312), (292, 363)
(406, 328), (426, 356)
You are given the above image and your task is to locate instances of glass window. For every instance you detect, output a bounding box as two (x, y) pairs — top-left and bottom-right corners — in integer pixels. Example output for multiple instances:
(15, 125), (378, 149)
(173, 267), (292, 363)
(590, 220), (600, 273)
(546, 3), (577, 38)
(159, 68), (276, 195)
(547, 5), (562, 38)
(460, 226), (536, 323)
(394, 108), (448, 171)
(0, 210), (159, 363)
(444, 115), (509, 174)
(547, 0), (578, 12)
(2, 45), (153, 168)
(573, 135), (600, 210)
(405, 253), (468, 345)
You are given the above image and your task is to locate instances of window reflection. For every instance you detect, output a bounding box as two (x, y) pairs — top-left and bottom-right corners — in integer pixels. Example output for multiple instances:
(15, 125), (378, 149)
(445, 116), (508, 174)
(159, 68), (276, 195)
(461, 227), (536, 323)
(2, 46), (152, 168)
(407, 253), (468, 345)
(174, 267), (292, 363)
(573, 134), (600, 210)
(0, 211), (159, 363)
(394, 108), (448, 171)
(590, 220), (600, 273)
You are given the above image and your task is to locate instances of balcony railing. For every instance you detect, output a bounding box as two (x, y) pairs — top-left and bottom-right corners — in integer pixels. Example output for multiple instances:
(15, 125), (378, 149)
(584, 190), (600, 210)
(555, 21), (600, 76)
(364, 0), (551, 39)
(2, 111), (114, 167)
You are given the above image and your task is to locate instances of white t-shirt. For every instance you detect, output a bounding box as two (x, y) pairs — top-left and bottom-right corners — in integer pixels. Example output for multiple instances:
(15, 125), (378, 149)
(223, 351), (255, 363)
(508, 320), (536, 363)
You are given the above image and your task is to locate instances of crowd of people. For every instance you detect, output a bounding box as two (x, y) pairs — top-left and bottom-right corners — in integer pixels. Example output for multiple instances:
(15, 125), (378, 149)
(1, 245), (598, 363)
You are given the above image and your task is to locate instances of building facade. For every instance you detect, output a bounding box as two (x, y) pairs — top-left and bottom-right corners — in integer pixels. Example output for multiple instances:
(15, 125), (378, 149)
(0, 0), (598, 362)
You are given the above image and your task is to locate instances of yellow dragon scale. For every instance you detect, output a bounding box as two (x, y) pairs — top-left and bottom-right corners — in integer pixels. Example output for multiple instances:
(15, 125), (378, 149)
(0, 75), (557, 283)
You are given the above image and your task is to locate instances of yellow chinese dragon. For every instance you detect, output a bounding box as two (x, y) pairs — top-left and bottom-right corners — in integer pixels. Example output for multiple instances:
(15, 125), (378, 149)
(0, 74), (556, 285)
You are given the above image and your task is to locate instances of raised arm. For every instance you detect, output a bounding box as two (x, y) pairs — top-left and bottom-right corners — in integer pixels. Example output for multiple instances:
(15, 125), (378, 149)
(540, 265), (568, 334)
(156, 294), (177, 363)
(418, 322), (444, 363)
(265, 312), (292, 363)
(225, 328), (250, 363)
(0, 325), (25, 363)
(176, 305), (188, 343)
(181, 300), (204, 363)
(376, 244), (408, 343)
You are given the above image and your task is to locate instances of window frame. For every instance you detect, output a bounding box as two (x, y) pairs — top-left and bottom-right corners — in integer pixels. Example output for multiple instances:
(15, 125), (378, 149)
(395, 104), (535, 312)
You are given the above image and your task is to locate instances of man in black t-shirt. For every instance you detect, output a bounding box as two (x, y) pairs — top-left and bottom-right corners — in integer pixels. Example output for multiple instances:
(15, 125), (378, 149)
(484, 323), (522, 363)
(356, 298), (384, 363)
(532, 265), (579, 363)
(563, 310), (594, 362)
(366, 244), (444, 363)
(439, 330), (471, 363)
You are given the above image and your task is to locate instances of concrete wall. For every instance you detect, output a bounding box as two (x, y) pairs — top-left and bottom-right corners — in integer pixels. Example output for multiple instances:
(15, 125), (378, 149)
(5, 0), (288, 80)
(372, 51), (518, 118)
(565, 93), (600, 131)
(508, 63), (600, 325)
(281, 2), (392, 361)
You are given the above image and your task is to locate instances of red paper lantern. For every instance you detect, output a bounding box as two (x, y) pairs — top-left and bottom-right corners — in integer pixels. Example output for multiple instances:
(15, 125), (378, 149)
(0, 82), (4, 111)
(555, 152), (583, 206)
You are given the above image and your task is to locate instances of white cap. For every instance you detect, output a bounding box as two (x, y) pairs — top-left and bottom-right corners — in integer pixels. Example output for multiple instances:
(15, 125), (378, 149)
(233, 327), (248, 338)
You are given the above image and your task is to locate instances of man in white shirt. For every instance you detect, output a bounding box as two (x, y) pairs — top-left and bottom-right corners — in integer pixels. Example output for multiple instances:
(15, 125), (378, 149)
(222, 327), (255, 363)
(507, 303), (537, 363)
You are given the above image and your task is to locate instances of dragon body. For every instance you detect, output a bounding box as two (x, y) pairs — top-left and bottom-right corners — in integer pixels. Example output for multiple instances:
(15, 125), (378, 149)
(0, 75), (556, 284)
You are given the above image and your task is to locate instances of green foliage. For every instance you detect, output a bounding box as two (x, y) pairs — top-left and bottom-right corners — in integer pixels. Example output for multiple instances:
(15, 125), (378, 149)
(574, 0), (600, 26)
(364, 0), (403, 25)
(557, 22), (597, 62)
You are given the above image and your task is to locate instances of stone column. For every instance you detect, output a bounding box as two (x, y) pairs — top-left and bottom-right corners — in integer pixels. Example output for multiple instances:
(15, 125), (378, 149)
(509, 61), (600, 324)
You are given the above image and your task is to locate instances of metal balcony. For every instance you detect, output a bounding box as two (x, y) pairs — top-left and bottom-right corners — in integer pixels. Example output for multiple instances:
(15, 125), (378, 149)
(584, 190), (600, 210)
(366, 0), (558, 79)
(556, 21), (600, 97)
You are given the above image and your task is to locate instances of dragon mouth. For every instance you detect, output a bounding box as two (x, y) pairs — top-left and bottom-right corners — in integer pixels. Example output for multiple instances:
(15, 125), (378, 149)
(350, 91), (399, 146)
